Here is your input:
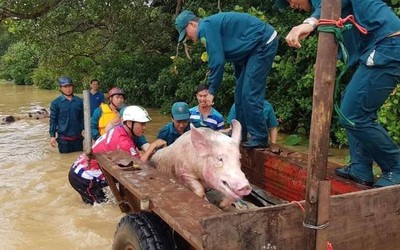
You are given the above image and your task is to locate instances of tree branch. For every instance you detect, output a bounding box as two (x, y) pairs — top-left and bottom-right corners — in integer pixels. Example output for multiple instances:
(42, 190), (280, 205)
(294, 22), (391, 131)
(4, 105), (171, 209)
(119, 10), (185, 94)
(0, 0), (64, 22)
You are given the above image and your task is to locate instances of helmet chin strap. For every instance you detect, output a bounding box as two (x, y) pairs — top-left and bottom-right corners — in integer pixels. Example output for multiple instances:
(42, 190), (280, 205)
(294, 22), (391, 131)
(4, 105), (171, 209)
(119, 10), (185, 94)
(126, 121), (137, 137)
(110, 99), (118, 111)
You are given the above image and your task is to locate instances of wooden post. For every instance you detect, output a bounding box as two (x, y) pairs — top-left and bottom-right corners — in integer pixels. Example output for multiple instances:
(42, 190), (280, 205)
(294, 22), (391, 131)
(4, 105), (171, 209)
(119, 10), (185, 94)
(83, 90), (92, 155)
(304, 0), (341, 249)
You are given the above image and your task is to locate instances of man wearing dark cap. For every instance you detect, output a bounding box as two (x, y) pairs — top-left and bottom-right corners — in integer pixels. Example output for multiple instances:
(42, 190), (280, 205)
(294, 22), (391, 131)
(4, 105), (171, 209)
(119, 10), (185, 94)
(157, 102), (191, 146)
(175, 10), (278, 148)
(49, 76), (84, 153)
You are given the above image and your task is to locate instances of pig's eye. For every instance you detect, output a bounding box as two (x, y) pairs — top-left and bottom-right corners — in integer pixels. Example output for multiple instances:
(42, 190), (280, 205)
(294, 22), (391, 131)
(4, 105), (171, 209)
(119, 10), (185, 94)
(217, 156), (224, 166)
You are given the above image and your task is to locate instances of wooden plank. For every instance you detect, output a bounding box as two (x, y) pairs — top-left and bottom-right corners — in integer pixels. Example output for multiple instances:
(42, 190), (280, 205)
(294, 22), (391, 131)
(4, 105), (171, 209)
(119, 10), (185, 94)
(95, 151), (223, 249)
(200, 184), (400, 249)
(328, 185), (400, 249)
(315, 180), (330, 250)
(82, 90), (92, 155)
(201, 202), (307, 250)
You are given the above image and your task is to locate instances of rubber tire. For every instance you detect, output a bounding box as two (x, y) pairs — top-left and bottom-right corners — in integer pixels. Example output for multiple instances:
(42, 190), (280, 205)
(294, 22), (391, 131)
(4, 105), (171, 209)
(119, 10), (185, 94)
(112, 212), (174, 250)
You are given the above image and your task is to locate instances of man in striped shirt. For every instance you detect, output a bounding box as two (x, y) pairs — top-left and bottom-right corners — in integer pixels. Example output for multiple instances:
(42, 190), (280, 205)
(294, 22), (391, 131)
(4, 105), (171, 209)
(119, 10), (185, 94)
(189, 84), (224, 131)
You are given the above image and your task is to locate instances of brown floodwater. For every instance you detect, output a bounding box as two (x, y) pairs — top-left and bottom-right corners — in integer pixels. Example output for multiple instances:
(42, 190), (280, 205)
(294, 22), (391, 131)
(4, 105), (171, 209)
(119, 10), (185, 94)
(0, 82), (170, 249)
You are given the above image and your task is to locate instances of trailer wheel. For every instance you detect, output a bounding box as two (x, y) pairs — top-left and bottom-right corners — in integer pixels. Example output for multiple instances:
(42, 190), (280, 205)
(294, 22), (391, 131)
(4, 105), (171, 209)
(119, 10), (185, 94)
(112, 212), (173, 250)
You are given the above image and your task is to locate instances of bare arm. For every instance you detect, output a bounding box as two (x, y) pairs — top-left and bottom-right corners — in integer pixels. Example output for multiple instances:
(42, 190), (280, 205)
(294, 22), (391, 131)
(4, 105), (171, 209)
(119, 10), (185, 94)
(269, 127), (278, 144)
(285, 17), (318, 48)
(140, 139), (167, 162)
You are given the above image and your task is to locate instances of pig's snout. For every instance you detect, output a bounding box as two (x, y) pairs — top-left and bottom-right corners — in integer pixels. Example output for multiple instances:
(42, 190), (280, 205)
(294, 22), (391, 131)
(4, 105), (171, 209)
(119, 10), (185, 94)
(236, 184), (252, 196)
(222, 181), (252, 198)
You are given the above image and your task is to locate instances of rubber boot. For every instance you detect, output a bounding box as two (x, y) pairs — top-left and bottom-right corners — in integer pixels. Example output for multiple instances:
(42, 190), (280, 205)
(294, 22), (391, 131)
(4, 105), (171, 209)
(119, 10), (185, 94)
(374, 165), (400, 187)
(335, 163), (374, 186)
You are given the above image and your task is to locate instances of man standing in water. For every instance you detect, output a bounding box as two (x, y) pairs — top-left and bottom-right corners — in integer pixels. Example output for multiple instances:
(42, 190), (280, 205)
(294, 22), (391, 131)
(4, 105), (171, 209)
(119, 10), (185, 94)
(157, 101), (191, 145)
(89, 79), (104, 116)
(175, 10), (278, 148)
(49, 76), (84, 153)
(91, 87), (125, 141)
(189, 85), (224, 131)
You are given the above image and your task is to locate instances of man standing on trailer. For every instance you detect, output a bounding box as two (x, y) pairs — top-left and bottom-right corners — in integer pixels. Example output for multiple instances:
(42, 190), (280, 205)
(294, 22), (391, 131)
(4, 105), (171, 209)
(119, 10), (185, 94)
(175, 10), (278, 148)
(275, 0), (400, 187)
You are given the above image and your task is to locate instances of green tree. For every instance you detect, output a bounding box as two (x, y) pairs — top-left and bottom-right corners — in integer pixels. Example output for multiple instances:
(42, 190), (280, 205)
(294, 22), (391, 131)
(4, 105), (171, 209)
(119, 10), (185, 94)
(0, 41), (38, 84)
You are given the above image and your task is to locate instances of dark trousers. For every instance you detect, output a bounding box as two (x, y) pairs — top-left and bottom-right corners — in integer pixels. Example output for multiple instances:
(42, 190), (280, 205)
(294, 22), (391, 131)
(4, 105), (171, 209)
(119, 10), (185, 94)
(68, 167), (107, 205)
(57, 137), (83, 153)
(235, 37), (279, 144)
(339, 36), (400, 174)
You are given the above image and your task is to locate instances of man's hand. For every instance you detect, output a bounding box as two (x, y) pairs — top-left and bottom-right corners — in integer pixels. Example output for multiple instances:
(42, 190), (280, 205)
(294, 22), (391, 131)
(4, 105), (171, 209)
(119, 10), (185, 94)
(154, 139), (167, 149)
(206, 93), (214, 106)
(285, 23), (315, 48)
(50, 137), (57, 147)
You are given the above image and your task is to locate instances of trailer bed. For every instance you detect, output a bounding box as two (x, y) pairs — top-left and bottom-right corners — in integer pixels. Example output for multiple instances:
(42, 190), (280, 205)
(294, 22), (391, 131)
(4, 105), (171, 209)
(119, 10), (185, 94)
(96, 149), (400, 249)
(95, 151), (223, 249)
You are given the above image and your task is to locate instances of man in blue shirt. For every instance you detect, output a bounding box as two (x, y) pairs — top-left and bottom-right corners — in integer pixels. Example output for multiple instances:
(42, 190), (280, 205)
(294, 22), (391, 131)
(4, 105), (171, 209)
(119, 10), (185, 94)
(89, 79), (104, 116)
(189, 84), (224, 131)
(226, 100), (279, 144)
(157, 102), (191, 146)
(275, 0), (400, 187)
(175, 11), (278, 148)
(49, 76), (84, 153)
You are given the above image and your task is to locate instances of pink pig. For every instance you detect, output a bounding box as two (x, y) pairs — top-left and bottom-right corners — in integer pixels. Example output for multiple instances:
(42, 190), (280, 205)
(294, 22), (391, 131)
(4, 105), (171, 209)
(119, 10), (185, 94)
(149, 119), (252, 209)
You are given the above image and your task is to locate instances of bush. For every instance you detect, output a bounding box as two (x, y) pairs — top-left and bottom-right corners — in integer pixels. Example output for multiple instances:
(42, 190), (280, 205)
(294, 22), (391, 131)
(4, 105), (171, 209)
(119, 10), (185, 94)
(31, 66), (58, 90)
(0, 41), (38, 85)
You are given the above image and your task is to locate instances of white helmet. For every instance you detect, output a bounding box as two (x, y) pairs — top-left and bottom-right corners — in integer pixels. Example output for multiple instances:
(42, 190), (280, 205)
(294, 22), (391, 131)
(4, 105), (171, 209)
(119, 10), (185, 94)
(122, 105), (151, 123)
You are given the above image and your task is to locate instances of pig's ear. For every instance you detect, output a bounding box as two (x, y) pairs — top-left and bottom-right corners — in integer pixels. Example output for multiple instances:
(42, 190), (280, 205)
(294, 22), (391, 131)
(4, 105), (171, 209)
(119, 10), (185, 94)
(231, 119), (242, 144)
(190, 125), (210, 156)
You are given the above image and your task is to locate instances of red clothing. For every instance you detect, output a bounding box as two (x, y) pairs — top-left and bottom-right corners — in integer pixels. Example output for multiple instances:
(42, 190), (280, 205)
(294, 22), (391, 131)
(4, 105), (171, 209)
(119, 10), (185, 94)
(72, 125), (139, 181)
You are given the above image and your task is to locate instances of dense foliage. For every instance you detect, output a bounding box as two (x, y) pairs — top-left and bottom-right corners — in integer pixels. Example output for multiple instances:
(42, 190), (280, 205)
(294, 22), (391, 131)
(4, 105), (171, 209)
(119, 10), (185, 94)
(0, 0), (399, 147)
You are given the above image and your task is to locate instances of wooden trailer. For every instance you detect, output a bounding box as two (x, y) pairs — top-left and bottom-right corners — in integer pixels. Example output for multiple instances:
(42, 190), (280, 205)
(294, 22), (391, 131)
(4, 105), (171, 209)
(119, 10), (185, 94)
(93, 0), (400, 248)
(95, 148), (400, 250)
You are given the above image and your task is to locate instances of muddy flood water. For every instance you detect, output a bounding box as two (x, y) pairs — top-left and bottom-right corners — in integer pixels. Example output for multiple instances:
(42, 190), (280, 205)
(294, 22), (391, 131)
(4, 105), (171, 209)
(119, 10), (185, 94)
(0, 83), (170, 249)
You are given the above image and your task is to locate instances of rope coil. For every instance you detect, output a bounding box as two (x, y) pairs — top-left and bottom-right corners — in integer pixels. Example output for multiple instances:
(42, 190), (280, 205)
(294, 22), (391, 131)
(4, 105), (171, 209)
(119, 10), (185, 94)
(316, 15), (368, 127)
(319, 15), (368, 35)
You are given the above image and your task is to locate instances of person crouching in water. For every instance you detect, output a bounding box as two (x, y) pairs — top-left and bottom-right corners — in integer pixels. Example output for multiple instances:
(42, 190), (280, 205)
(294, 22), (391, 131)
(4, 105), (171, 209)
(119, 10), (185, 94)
(68, 105), (166, 205)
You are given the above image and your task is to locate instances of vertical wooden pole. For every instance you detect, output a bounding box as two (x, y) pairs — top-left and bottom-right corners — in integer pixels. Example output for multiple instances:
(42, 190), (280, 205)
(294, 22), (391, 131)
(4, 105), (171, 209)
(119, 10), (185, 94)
(83, 90), (92, 155)
(304, 0), (341, 249)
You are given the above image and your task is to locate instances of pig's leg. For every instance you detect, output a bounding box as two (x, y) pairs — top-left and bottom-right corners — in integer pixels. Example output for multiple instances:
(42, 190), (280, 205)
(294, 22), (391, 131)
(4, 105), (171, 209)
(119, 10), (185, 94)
(185, 178), (206, 198)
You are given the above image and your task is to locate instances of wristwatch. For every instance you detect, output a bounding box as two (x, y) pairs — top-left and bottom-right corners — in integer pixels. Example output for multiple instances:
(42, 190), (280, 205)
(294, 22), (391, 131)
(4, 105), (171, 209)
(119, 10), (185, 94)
(303, 18), (317, 29)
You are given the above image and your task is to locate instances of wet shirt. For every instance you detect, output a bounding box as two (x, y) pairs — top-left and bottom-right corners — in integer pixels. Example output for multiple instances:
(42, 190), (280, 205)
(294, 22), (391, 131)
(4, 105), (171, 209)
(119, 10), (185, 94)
(157, 122), (190, 146)
(310, 0), (400, 66)
(71, 125), (139, 181)
(189, 106), (225, 130)
(89, 91), (104, 116)
(134, 135), (148, 149)
(227, 100), (279, 129)
(49, 95), (84, 138)
(197, 12), (276, 95)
